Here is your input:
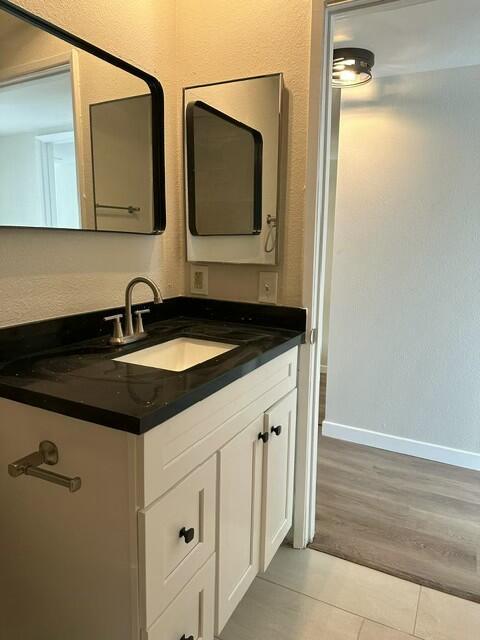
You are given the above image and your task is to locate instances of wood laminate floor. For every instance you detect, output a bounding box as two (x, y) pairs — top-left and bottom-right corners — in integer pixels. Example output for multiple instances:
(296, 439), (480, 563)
(312, 375), (480, 603)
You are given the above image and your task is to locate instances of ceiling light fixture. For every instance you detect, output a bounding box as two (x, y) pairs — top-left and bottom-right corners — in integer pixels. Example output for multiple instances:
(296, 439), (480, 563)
(332, 48), (375, 88)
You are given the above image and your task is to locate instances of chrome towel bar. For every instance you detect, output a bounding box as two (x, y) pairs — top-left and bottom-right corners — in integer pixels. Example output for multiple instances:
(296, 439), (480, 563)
(95, 203), (140, 214)
(8, 440), (81, 493)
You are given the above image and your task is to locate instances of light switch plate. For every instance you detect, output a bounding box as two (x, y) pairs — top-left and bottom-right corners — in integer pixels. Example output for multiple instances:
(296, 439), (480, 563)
(190, 264), (208, 295)
(258, 272), (278, 304)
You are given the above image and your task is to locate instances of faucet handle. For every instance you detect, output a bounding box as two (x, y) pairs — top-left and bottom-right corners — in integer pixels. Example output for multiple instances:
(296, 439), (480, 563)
(134, 308), (150, 335)
(104, 314), (124, 344)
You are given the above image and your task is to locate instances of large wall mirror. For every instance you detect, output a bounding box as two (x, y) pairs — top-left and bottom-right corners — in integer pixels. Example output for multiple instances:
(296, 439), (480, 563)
(184, 74), (283, 265)
(0, 0), (165, 234)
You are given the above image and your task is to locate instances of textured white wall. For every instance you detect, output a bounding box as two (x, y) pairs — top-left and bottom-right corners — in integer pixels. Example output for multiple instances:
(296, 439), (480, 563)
(0, 0), (184, 327)
(326, 65), (480, 453)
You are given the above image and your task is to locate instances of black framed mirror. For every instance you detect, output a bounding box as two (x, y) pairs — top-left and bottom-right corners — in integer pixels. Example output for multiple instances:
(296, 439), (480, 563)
(0, 0), (165, 234)
(184, 74), (283, 265)
(186, 100), (263, 236)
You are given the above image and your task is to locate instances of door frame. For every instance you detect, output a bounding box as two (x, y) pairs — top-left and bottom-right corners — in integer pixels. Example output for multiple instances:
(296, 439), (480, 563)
(293, 0), (433, 547)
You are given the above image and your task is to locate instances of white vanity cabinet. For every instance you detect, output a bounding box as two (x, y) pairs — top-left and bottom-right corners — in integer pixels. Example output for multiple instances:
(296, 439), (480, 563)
(0, 347), (298, 640)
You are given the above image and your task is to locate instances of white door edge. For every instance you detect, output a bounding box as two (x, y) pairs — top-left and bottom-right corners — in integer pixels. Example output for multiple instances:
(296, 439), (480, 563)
(293, 0), (427, 548)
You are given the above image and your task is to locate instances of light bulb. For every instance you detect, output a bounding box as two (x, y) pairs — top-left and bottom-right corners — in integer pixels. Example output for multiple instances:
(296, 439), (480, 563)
(339, 70), (357, 82)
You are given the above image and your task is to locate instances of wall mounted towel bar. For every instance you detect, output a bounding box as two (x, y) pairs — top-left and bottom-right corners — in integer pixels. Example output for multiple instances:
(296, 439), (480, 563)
(8, 440), (82, 493)
(95, 204), (140, 214)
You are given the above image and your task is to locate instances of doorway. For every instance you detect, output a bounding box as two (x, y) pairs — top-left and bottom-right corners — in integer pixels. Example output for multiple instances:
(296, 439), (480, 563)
(0, 65), (80, 228)
(311, 0), (480, 603)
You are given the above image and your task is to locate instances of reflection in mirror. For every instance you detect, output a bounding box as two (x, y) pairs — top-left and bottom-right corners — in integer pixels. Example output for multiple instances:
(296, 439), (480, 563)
(90, 95), (152, 233)
(0, 5), (164, 233)
(184, 74), (283, 265)
(0, 65), (79, 228)
(186, 101), (262, 236)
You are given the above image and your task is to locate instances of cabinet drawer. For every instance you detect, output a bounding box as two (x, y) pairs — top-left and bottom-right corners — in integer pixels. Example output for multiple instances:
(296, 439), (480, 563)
(143, 556), (215, 640)
(138, 456), (216, 627)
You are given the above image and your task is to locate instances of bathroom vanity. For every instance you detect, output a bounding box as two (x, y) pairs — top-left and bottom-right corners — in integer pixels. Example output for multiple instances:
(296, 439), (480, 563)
(0, 297), (304, 640)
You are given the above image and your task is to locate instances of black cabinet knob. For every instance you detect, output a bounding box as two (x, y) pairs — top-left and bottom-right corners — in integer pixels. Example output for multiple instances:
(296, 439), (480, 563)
(258, 431), (269, 443)
(271, 425), (282, 437)
(180, 635), (194, 640)
(179, 527), (195, 544)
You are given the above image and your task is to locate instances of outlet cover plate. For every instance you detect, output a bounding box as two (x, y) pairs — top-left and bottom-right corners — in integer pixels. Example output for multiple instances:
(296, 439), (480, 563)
(190, 264), (208, 295)
(258, 272), (278, 304)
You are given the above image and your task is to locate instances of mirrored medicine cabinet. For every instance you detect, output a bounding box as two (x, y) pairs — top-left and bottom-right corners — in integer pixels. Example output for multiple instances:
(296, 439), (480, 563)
(184, 74), (283, 265)
(0, 0), (165, 234)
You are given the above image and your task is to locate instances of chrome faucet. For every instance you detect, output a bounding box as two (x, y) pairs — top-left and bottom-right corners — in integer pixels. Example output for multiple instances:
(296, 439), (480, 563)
(105, 276), (163, 345)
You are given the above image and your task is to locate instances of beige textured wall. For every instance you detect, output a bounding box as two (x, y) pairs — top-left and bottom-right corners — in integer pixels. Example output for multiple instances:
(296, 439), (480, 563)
(0, 0), (184, 327)
(1, 0), (311, 327)
(176, 0), (311, 306)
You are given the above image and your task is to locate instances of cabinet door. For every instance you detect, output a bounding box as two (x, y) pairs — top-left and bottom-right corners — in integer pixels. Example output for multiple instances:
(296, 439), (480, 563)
(216, 415), (264, 634)
(260, 389), (297, 572)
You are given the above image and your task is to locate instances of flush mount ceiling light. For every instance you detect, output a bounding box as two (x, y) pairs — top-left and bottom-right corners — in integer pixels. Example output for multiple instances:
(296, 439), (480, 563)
(332, 48), (375, 88)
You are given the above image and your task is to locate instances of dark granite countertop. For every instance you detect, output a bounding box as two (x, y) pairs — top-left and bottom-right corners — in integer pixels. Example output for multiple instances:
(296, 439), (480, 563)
(0, 297), (305, 434)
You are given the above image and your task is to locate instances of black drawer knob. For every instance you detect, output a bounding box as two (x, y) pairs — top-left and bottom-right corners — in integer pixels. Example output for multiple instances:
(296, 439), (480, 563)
(180, 635), (194, 640)
(258, 431), (269, 443)
(179, 527), (195, 544)
(271, 425), (282, 437)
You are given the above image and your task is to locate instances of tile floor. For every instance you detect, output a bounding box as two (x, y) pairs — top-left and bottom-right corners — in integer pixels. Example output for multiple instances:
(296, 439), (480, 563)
(218, 547), (480, 640)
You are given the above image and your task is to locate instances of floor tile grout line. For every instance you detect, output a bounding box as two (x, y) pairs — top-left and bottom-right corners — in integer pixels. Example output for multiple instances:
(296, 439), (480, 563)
(257, 574), (415, 635)
(357, 618), (366, 639)
(412, 587), (423, 639)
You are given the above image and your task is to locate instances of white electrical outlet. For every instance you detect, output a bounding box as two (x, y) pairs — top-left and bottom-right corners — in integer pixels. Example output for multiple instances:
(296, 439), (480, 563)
(258, 272), (278, 304)
(190, 264), (208, 295)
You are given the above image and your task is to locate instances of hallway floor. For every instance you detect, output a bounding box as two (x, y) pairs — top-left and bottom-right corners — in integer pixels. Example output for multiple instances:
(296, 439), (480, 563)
(219, 546), (480, 640)
(311, 436), (480, 603)
(313, 374), (480, 603)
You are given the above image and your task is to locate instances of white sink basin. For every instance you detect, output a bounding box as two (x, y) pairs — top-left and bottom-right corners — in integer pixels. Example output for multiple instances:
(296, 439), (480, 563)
(114, 337), (237, 372)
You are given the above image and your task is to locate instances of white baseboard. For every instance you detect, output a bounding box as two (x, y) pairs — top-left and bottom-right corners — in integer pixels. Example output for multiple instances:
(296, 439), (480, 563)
(322, 421), (480, 471)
